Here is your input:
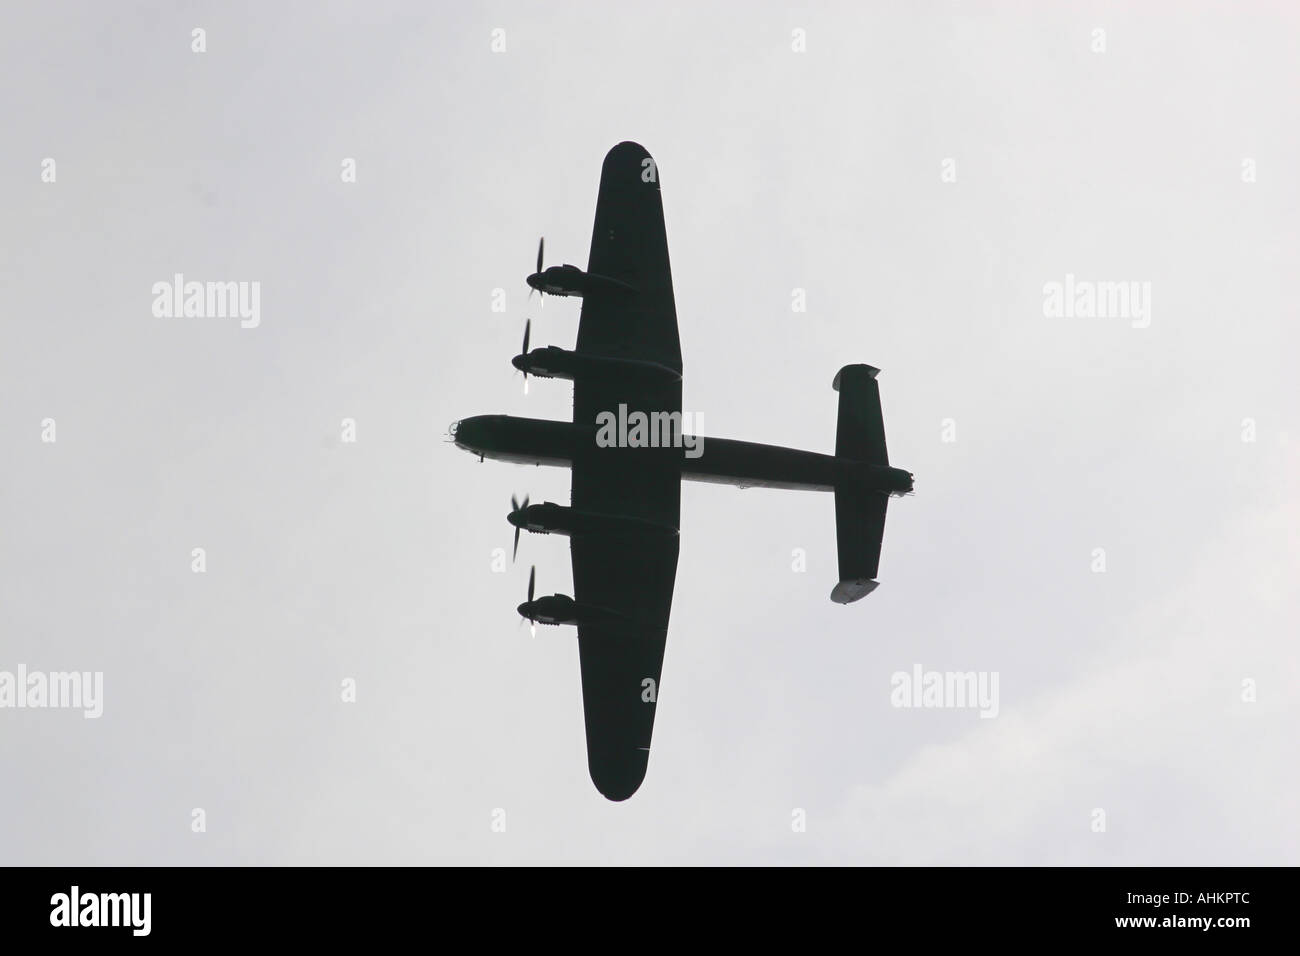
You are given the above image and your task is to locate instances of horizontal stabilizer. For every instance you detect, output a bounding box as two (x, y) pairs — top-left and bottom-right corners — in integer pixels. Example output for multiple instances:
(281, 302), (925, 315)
(831, 487), (888, 604)
(833, 364), (888, 465)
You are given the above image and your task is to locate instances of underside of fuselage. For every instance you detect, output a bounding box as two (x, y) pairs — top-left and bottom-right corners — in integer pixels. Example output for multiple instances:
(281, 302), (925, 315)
(451, 414), (914, 496)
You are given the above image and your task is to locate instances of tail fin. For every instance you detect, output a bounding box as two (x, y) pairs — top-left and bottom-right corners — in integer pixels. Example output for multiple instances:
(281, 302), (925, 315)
(831, 365), (889, 604)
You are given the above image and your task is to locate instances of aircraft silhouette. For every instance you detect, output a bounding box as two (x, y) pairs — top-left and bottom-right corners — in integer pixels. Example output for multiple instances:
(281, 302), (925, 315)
(453, 142), (913, 801)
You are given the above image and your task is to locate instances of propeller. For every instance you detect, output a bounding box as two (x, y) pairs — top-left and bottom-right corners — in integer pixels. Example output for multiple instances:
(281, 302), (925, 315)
(510, 493), (530, 560)
(530, 237), (545, 307)
(526, 565), (537, 638)
(520, 319), (531, 394)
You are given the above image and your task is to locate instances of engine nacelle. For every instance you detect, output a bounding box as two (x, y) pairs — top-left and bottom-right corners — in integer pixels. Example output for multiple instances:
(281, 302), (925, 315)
(518, 594), (627, 628)
(507, 501), (678, 538)
(512, 346), (681, 386)
(526, 265), (636, 298)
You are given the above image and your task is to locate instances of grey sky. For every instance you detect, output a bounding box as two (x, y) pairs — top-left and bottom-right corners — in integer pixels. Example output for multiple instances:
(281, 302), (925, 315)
(1, 1), (1296, 864)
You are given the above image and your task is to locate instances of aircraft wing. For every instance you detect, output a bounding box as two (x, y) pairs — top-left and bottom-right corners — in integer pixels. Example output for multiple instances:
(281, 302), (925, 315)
(570, 410), (681, 802)
(573, 141), (681, 427)
(569, 141), (682, 801)
(568, 476), (679, 801)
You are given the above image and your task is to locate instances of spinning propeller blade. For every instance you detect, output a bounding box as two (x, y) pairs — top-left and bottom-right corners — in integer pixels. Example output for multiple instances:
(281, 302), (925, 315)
(520, 319), (531, 393)
(510, 494), (529, 560)
(527, 565), (537, 638)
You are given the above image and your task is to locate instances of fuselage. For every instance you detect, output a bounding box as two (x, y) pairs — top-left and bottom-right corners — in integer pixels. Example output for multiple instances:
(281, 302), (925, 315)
(451, 414), (914, 496)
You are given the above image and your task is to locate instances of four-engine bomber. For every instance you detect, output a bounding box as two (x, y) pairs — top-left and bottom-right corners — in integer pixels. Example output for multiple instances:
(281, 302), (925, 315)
(453, 142), (914, 800)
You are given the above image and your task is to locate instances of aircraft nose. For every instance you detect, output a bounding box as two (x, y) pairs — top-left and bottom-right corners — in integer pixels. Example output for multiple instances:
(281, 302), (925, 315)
(450, 415), (492, 452)
(526, 272), (541, 290)
(506, 510), (521, 528)
(511, 353), (528, 373)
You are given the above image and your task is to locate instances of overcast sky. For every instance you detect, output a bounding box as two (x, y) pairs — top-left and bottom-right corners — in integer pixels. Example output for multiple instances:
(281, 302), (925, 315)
(1, 1), (1297, 865)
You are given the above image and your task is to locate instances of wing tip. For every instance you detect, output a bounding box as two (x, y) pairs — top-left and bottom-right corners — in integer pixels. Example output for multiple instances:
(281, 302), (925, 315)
(588, 746), (650, 801)
(604, 141), (657, 180)
(831, 578), (880, 604)
(609, 139), (650, 157)
(593, 772), (645, 802)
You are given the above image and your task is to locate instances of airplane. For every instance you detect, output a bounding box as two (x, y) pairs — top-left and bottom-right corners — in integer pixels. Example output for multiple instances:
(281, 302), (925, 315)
(452, 141), (913, 801)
